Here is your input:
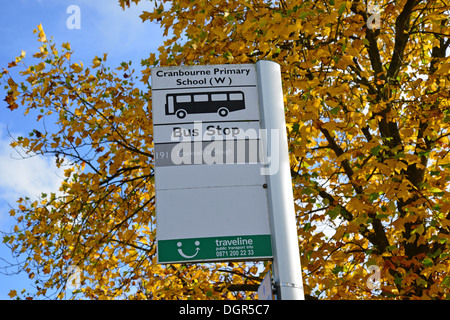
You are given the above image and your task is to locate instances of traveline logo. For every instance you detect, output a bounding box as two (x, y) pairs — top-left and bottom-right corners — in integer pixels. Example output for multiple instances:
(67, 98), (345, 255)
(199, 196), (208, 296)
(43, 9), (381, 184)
(168, 121), (279, 175)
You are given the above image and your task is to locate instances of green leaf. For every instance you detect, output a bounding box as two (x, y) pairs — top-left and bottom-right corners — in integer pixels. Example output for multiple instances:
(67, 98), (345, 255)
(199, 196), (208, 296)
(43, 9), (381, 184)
(429, 248), (442, 259)
(429, 187), (443, 193)
(442, 276), (450, 289)
(370, 145), (382, 156)
(338, 3), (346, 15)
(430, 170), (441, 177)
(306, 250), (313, 261)
(369, 192), (380, 202)
(329, 106), (340, 116)
(411, 224), (424, 235)
(332, 265), (343, 275)
(386, 245), (397, 252)
(422, 258), (434, 268)
(328, 206), (341, 219)
(375, 213), (389, 220)
(303, 222), (312, 232)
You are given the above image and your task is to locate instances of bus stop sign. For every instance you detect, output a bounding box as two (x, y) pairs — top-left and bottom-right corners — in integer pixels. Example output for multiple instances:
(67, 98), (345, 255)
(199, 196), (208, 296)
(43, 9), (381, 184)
(151, 64), (273, 264)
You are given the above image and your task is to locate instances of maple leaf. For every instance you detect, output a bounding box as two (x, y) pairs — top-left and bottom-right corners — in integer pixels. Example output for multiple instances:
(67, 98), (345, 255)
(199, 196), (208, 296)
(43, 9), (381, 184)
(4, 92), (18, 111)
(34, 23), (47, 42)
(8, 61), (17, 68)
(8, 290), (17, 299)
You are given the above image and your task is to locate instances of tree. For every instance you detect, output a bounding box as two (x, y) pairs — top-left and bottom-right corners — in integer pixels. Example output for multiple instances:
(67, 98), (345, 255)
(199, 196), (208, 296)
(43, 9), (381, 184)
(2, 0), (450, 299)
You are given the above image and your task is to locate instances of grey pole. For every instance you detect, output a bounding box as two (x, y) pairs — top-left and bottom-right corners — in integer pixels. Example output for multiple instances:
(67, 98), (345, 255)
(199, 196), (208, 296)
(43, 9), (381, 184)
(256, 60), (304, 300)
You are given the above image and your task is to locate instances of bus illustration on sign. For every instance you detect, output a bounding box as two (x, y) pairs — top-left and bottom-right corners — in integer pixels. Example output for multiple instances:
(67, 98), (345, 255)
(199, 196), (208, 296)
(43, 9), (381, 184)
(165, 91), (245, 119)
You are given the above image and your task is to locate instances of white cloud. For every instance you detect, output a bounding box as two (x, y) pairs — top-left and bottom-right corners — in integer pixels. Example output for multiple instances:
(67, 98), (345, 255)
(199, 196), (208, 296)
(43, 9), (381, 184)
(0, 127), (64, 227)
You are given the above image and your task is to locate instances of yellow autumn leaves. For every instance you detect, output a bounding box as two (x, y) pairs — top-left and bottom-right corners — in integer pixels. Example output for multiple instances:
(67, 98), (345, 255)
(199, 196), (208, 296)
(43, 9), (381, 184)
(2, 0), (450, 300)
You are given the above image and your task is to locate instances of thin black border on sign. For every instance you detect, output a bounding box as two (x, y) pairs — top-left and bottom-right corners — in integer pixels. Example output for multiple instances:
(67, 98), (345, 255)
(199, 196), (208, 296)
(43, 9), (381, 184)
(152, 84), (257, 91)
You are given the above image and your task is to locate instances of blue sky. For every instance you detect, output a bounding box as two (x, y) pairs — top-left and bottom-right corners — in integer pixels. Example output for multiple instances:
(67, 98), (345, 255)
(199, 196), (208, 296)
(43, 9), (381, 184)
(0, 0), (164, 299)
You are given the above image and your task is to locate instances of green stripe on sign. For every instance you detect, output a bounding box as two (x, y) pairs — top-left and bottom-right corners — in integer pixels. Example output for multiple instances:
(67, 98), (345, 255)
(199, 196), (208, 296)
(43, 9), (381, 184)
(157, 234), (272, 264)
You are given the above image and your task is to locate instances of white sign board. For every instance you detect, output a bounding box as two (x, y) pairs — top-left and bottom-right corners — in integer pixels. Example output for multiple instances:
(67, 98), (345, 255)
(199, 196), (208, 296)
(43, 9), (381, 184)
(151, 64), (273, 263)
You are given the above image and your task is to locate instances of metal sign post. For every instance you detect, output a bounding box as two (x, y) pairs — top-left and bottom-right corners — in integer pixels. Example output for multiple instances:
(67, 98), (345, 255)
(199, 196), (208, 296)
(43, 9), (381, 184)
(151, 61), (304, 300)
(256, 60), (304, 300)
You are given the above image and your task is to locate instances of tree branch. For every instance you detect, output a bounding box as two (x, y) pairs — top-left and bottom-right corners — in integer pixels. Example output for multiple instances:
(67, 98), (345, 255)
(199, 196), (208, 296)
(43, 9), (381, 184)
(318, 125), (363, 194)
(387, 0), (421, 81)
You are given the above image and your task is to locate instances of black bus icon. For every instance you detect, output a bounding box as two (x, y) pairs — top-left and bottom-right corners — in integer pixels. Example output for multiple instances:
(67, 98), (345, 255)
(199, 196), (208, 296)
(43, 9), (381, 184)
(165, 91), (245, 119)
